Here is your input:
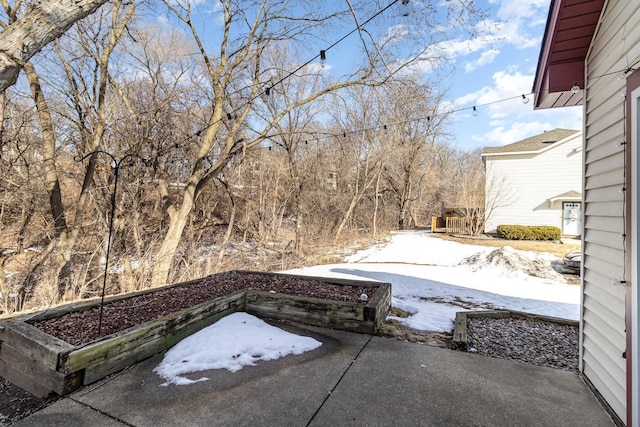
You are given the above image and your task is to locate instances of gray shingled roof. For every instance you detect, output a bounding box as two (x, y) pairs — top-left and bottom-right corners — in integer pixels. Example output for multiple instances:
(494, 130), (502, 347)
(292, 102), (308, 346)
(482, 129), (580, 155)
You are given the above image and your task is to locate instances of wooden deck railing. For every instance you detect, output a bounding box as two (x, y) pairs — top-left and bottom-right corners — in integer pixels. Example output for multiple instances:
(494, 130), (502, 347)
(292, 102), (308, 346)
(431, 216), (472, 235)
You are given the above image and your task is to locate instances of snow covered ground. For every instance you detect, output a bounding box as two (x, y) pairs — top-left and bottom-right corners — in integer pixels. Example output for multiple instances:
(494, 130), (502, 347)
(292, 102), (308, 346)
(156, 230), (579, 384)
(286, 230), (579, 331)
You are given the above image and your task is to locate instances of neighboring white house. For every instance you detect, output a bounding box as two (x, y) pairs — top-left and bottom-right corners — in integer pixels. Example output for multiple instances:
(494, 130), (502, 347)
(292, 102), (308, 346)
(534, 0), (639, 425)
(482, 129), (582, 236)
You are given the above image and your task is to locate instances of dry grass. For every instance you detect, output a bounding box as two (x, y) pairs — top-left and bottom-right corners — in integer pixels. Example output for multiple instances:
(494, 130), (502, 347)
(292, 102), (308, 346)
(433, 234), (581, 259)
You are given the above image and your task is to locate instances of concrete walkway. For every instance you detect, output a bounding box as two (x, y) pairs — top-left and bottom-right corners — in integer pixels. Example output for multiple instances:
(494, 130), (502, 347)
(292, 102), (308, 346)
(15, 322), (614, 426)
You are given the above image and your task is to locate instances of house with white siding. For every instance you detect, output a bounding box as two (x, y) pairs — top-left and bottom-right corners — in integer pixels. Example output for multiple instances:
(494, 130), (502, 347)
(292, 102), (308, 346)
(534, 0), (639, 425)
(482, 129), (582, 236)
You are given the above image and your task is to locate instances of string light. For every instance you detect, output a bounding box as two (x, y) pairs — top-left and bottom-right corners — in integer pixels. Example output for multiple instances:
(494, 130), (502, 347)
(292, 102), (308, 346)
(320, 50), (326, 68)
(400, 0), (412, 17)
(521, 94), (529, 104)
(157, 30), (640, 161)
(571, 82), (580, 93)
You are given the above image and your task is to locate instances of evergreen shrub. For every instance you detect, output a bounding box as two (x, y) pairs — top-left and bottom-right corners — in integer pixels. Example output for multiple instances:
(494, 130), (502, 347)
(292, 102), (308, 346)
(496, 225), (561, 241)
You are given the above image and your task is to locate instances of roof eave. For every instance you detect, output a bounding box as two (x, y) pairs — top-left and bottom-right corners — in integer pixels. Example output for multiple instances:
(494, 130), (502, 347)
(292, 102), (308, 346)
(533, 0), (605, 110)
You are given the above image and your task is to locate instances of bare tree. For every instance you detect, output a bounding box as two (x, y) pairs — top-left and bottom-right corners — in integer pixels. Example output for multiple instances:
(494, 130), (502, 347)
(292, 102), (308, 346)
(5, 0), (137, 303)
(150, 0), (449, 286)
(378, 80), (445, 229)
(0, 0), (110, 91)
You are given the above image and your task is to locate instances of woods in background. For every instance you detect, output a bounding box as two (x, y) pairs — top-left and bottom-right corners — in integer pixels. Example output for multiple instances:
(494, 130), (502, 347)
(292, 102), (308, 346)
(0, 0), (486, 314)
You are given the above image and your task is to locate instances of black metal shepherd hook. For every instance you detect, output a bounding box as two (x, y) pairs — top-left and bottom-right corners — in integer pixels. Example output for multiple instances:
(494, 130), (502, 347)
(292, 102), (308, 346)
(75, 150), (147, 336)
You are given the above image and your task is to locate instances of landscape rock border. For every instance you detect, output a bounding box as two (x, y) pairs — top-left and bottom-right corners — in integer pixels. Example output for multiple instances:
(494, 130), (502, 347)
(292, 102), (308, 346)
(452, 309), (578, 350)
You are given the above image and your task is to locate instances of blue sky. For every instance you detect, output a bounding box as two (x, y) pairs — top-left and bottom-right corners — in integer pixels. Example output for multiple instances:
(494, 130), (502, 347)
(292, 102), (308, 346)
(310, 0), (583, 151)
(158, 0), (583, 152)
(434, 0), (583, 151)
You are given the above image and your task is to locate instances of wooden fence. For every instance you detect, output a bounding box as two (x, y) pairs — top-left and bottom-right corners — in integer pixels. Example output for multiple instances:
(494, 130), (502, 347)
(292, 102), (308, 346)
(431, 216), (472, 235)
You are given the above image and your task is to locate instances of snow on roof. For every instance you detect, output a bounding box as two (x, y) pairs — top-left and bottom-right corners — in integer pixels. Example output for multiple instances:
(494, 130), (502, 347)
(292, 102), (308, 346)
(482, 129), (580, 156)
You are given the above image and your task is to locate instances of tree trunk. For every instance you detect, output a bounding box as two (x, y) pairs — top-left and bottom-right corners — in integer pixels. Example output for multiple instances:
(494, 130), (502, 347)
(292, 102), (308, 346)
(372, 165), (382, 237)
(151, 179), (196, 287)
(0, 0), (109, 92)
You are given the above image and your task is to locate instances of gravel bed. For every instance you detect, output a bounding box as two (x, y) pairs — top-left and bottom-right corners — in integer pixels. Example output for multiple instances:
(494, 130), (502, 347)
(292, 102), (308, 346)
(465, 316), (579, 371)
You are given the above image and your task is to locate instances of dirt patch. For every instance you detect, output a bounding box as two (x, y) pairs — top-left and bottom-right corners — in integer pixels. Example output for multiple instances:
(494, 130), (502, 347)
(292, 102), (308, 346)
(0, 379), (57, 426)
(377, 320), (453, 348)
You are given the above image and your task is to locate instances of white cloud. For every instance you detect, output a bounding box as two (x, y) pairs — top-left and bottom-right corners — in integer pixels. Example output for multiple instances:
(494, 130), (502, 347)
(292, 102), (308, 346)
(426, 0), (548, 75)
(465, 48), (500, 72)
(455, 68), (534, 117)
(382, 24), (409, 45)
(473, 106), (582, 147)
(454, 68), (582, 147)
(473, 122), (554, 146)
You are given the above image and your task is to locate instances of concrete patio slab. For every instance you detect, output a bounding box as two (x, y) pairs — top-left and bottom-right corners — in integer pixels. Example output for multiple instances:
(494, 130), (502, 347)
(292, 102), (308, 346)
(13, 322), (614, 427)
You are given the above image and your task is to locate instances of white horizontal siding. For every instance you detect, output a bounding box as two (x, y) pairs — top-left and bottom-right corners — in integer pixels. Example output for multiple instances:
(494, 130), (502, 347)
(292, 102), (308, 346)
(583, 1), (640, 423)
(484, 134), (582, 234)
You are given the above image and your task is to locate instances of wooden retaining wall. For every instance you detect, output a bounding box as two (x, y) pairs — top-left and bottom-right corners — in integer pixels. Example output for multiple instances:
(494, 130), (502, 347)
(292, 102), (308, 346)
(0, 271), (391, 398)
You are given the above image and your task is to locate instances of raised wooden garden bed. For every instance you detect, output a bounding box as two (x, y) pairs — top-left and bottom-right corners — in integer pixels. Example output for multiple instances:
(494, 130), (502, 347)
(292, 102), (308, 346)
(0, 270), (391, 398)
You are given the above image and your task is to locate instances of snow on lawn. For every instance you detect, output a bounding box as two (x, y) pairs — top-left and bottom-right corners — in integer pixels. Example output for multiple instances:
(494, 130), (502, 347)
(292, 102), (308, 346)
(155, 231), (578, 384)
(285, 231), (580, 332)
(154, 312), (321, 386)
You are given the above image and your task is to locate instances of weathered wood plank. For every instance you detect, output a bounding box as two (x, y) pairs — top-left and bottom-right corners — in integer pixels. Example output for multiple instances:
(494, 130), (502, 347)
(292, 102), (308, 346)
(64, 291), (245, 374)
(0, 320), (75, 370)
(82, 306), (237, 385)
(0, 356), (51, 398)
(452, 312), (467, 348)
(245, 291), (376, 333)
(364, 283), (391, 325)
(507, 310), (579, 326)
(1, 272), (389, 396)
(0, 342), (82, 396)
(452, 309), (579, 350)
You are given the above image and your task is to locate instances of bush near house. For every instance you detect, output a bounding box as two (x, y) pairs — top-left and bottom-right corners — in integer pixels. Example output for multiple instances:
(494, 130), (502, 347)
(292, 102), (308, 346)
(496, 225), (561, 241)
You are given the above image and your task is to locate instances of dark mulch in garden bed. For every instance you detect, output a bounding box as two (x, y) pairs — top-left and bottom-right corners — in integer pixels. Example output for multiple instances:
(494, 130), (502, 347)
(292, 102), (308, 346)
(33, 272), (375, 347)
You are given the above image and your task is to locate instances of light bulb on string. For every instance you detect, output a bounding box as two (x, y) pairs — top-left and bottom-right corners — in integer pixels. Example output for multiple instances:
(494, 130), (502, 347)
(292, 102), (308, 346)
(570, 82), (580, 94)
(400, 0), (412, 17)
(521, 94), (529, 104)
(320, 50), (326, 68)
(472, 106), (479, 116)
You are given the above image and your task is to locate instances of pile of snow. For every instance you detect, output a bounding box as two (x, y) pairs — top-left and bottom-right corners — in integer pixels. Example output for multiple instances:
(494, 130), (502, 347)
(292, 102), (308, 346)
(459, 246), (565, 281)
(154, 312), (321, 386)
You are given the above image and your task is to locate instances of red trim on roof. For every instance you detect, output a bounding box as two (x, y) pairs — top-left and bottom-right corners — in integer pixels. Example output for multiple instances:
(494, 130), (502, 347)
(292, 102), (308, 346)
(533, 0), (605, 110)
